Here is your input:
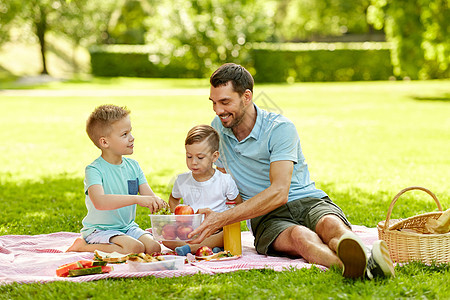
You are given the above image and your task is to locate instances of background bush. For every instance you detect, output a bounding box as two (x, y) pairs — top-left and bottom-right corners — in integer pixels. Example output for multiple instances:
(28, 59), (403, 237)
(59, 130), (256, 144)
(90, 42), (393, 82)
(251, 42), (393, 82)
(89, 45), (204, 78)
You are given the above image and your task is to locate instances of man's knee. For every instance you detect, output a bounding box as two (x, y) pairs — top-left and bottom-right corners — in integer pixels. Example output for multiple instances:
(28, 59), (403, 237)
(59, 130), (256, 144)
(288, 225), (321, 253)
(316, 214), (346, 233)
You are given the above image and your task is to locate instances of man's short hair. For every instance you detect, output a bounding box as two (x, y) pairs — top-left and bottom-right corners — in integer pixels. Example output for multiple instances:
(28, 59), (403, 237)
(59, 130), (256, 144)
(185, 125), (219, 153)
(210, 63), (254, 96)
(86, 104), (130, 148)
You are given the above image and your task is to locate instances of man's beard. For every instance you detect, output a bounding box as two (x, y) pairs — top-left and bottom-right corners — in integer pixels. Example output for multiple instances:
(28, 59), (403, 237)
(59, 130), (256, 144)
(221, 101), (245, 129)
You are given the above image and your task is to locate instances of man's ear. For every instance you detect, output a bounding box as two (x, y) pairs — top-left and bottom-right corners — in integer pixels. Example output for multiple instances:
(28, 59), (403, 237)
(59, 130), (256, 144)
(243, 89), (253, 105)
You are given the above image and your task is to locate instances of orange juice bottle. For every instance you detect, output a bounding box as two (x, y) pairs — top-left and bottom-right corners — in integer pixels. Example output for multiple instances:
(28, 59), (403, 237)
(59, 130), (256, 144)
(223, 201), (242, 256)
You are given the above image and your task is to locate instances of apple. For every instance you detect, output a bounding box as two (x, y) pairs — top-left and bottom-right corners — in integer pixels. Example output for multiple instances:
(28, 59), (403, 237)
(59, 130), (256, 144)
(174, 205), (195, 225)
(161, 224), (177, 240)
(176, 224), (194, 240)
(195, 246), (213, 257)
(174, 205), (194, 215)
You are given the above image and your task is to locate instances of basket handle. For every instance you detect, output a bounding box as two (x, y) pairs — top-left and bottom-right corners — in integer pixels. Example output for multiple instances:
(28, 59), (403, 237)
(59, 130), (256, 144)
(383, 186), (442, 231)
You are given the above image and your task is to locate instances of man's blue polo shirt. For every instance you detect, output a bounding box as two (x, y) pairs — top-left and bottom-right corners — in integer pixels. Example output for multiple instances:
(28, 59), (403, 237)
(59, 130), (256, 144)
(211, 104), (327, 202)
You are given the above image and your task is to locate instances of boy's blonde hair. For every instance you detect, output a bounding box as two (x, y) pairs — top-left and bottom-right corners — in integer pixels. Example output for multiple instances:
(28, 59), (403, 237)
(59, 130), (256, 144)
(86, 104), (131, 148)
(185, 125), (219, 153)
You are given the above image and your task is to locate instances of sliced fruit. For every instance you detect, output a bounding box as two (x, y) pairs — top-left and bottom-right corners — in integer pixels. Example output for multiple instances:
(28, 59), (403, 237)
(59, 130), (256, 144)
(68, 266), (103, 277)
(78, 260), (108, 268)
(56, 261), (83, 277)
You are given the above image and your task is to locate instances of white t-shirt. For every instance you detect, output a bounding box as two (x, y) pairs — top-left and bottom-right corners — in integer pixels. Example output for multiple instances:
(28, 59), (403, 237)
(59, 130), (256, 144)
(171, 169), (239, 213)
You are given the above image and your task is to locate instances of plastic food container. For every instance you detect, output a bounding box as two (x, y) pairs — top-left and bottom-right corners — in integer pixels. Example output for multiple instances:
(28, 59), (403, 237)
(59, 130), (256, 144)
(128, 255), (185, 272)
(150, 214), (203, 241)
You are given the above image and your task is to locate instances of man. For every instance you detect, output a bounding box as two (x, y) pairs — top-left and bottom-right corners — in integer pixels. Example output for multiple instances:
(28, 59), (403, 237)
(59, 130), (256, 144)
(189, 63), (394, 279)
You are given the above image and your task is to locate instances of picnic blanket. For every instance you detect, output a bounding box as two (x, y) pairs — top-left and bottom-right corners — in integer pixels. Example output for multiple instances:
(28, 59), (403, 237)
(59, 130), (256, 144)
(0, 225), (378, 285)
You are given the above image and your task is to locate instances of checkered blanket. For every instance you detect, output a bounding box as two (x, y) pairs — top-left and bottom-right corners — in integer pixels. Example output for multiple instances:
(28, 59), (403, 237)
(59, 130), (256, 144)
(0, 226), (378, 285)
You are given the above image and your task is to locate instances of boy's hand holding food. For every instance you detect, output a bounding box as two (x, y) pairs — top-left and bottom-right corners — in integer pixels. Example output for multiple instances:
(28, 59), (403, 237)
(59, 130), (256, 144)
(137, 196), (167, 213)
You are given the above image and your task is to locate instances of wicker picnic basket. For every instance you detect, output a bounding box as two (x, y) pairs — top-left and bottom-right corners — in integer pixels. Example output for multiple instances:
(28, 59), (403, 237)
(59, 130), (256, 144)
(377, 186), (450, 264)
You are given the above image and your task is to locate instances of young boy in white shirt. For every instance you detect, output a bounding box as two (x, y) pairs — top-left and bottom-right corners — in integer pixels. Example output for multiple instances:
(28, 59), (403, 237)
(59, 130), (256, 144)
(164, 125), (242, 255)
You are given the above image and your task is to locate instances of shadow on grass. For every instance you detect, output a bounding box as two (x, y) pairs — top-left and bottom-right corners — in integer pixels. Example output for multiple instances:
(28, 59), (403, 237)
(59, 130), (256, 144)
(317, 182), (446, 227)
(1, 173), (446, 235)
(411, 93), (450, 102)
(0, 173), (173, 235)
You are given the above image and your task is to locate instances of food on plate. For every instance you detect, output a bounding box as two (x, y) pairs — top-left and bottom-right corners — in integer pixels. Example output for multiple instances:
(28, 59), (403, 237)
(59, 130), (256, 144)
(127, 252), (165, 263)
(176, 224), (194, 240)
(151, 250), (178, 257)
(94, 250), (172, 264)
(56, 260), (112, 277)
(195, 250), (235, 261)
(195, 246), (214, 257)
(174, 204), (195, 215)
(94, 250), (129, 263)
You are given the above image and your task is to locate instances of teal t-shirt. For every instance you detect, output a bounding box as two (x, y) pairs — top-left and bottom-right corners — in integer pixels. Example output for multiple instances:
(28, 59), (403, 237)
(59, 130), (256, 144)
(80, 156), (147, 239)
(211, 104), (327, 202)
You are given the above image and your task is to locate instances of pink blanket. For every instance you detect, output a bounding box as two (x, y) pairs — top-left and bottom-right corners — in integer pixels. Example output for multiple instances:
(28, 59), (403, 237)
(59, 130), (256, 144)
(0, 226), (378, 285)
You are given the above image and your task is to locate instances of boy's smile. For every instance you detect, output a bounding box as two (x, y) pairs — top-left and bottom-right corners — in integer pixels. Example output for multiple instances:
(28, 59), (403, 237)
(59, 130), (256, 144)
(101, 115), (134, 164)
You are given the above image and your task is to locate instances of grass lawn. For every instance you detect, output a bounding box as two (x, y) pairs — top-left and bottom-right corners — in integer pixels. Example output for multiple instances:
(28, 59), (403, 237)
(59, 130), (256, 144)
(0, 78), (449, 298)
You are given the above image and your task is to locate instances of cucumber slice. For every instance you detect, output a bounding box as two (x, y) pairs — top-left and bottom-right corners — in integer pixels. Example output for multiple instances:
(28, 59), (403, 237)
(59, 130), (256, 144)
(69, 266), (102, 277)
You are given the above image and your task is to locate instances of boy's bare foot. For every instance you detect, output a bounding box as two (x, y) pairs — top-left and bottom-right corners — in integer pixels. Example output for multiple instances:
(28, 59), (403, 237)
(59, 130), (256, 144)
(66, 237), (87, 252)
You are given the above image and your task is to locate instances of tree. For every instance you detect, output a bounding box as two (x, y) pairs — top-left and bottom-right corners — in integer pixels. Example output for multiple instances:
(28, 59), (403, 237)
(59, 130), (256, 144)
(274, 0), (377, 42)
(58, 0), (117, 73)
(368, 0), (450, 79)
(0, 0), (117, 75)
(143, 0), (275, 76)
(107, 0), (153, 44)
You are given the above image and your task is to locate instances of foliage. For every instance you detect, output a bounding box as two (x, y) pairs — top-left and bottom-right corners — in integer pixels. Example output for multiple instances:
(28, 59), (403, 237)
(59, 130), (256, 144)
(274, 0), (377, 41)
(251, 42), (393, 82)
(0, 0), (116, 74)
(89, 45), (205, 77)
(89, 42), (393, 81)
(142, 0), (275, 75)
(107, 0), (153, 44)
(368, 0), (450, 79)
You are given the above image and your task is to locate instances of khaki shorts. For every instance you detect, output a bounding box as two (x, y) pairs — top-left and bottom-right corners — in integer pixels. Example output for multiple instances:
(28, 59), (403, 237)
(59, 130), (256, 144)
(250, 196), (351, 256)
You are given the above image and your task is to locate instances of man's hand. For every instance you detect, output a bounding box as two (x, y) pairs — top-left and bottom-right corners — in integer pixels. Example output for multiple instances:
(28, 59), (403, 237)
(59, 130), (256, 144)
(188, 208), (224, 244)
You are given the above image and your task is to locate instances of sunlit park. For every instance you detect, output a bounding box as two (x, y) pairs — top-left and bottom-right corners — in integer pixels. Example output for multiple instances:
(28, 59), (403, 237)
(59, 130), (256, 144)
(0, 0), (449, 298)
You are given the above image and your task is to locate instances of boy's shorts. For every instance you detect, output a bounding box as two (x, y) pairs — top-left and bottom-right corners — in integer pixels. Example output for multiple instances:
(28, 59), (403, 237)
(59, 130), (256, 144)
(250, 196), (351, 256)
(85, 226), (150, 244)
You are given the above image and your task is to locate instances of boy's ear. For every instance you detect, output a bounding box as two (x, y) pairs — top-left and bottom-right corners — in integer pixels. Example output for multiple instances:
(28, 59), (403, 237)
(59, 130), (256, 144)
(212, 150), (220, 163)
(99, 137), (108, 148)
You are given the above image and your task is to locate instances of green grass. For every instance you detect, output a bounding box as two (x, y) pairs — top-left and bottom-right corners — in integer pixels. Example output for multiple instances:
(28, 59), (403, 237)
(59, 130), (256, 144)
(0, 78), (449, 298)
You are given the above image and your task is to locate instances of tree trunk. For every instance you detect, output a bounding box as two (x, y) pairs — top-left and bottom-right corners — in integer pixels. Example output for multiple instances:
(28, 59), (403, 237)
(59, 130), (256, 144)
(36, 7), (49, 75)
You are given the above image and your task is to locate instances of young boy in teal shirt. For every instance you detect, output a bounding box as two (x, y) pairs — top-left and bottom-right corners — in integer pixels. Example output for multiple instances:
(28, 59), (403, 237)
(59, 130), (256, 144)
(67, 104), (166, 255)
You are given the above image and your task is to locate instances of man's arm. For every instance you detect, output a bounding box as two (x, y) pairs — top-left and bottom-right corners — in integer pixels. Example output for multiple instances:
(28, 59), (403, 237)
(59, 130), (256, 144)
(188, 160), (294, 244)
